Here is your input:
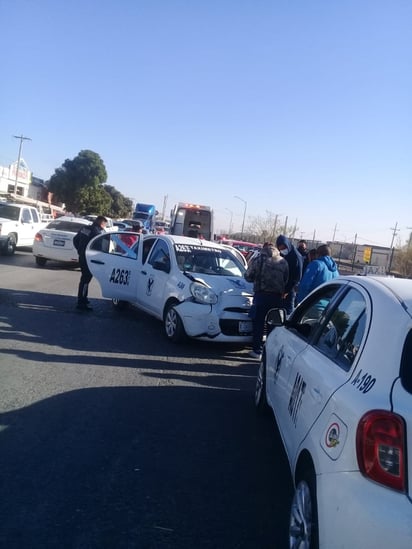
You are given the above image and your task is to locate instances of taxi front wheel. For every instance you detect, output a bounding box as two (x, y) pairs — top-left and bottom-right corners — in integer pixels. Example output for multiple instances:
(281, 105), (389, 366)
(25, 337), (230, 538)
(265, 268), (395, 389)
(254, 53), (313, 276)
(164, 304), (186, 343)
(255, 356), (270, 414)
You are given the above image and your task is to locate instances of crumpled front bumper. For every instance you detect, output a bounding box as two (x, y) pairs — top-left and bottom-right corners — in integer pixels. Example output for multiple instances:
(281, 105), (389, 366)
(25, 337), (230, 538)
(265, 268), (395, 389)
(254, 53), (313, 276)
(175, 299), (253, 343)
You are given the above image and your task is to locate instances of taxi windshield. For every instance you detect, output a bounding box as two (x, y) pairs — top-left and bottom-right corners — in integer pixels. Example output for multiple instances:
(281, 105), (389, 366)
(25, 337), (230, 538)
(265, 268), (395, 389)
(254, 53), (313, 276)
(174, 244), (245, 277)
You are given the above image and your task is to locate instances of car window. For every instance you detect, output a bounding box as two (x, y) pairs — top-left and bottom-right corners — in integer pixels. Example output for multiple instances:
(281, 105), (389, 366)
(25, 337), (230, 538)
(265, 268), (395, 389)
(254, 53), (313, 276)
(22, 208), (32, 223)
(109, 232), (140, 257)
(142, 237), (156, 263)
(289, 285), (341, 340)
(0, 204), (20, 220)
(47, 220), (90, 232)
(89, 233), (114, 254)
(148, 239), (170, 270)
(31, 209), (40, 223)
(314, 288), (367, 371)
(174, 244), (245, 276)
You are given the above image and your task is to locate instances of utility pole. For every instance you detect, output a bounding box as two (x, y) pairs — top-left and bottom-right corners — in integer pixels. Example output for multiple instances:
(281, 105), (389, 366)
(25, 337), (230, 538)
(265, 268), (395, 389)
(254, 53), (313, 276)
(13, 134), (31, 195)
(161, 194), (168, 220)
(388, 222), (399, 273)
(332, 223), (338, 242)
(351, 233), (357, 272)
(389, 221), (399, 250)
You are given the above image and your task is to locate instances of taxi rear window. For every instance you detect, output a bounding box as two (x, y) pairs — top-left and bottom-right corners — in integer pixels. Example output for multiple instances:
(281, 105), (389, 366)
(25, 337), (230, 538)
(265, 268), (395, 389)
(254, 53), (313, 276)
(46, 221), (89, 232)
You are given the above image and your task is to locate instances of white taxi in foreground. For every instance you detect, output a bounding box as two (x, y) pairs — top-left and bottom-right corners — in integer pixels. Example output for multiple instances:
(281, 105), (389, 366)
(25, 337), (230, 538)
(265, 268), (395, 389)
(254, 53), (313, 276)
(255, 276), (412, 549)
(86, 233), (254, 343)
(33, 216), (91, 266)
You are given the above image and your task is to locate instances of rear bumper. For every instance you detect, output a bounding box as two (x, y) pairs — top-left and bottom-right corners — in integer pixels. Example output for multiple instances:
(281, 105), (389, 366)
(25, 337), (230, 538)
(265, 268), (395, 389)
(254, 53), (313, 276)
(317, 471), (412, 548)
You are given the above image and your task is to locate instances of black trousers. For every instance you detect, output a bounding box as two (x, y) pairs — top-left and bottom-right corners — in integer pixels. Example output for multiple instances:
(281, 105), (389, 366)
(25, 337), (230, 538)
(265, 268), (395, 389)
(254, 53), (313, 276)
(77, 255), (93, 304)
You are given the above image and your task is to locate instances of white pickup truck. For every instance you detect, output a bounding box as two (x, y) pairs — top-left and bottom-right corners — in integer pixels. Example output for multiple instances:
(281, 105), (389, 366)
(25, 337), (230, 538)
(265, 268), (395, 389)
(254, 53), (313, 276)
(0, 202), (45, 255)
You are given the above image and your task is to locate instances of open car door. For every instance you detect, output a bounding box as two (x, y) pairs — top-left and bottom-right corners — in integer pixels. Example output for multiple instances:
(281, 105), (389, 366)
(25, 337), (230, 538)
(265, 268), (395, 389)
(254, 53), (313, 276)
(86, 232), (140, 304)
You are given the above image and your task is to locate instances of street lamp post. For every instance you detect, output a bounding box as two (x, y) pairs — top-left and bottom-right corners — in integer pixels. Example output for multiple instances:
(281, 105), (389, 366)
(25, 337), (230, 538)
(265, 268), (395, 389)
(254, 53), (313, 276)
(13, 134), (32, 195)
(234, 195), (247, 240)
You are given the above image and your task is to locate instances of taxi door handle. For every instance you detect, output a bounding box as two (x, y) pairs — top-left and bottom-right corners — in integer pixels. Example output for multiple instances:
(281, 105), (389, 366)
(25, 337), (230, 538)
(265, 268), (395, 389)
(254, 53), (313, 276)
(141, 270), (147, 275)
(90, 259), (105, 265)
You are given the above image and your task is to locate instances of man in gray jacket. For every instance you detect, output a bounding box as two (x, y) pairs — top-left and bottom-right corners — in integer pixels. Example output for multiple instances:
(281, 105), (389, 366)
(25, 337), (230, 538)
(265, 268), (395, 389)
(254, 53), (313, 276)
(244, 242), (289, 359)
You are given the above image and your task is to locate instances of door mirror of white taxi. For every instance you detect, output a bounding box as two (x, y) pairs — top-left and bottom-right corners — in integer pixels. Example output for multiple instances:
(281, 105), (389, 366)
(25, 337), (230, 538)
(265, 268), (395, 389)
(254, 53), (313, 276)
(266, 308), (287, 327)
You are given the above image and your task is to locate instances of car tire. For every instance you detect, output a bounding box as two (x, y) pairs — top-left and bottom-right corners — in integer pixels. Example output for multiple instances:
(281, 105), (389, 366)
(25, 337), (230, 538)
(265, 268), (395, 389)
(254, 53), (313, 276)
(112, 298), (129, 310)
(255, 354), (270, 414)
(3, 234), (17, 256)
(35, 256), (47, 266)
(164, 303), (186, 343)
(289, 468), (319, 549)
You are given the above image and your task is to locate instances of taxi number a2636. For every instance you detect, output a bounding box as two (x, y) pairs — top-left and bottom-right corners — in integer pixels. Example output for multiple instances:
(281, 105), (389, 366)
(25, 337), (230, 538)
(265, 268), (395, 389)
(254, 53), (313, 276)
(109, 268), (131, 285)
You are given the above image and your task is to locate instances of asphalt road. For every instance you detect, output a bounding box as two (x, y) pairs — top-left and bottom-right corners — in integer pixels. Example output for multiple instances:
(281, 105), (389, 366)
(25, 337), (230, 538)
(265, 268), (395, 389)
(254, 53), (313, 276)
(0, 250), (293, 549)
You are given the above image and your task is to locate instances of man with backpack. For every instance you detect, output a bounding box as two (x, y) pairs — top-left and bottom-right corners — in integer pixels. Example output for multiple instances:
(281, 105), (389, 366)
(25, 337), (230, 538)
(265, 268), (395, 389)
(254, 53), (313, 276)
(73, 215), (107, 311)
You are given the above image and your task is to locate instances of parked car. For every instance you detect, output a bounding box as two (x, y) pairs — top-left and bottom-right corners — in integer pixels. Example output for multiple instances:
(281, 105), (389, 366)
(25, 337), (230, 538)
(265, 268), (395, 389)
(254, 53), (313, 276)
(85, 233), (254, 343)
(0, 202), (45, 255)
(33, 216), (91, 266)
(255, 275), (412, 548)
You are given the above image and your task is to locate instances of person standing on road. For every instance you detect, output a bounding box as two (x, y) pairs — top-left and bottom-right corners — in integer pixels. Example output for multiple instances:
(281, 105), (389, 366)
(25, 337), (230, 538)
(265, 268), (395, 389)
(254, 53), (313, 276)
(244, 242), (289, 360)
(73, 215), (107, 311)
(296, 244), (339, 304)
(297, 239), (310, 273)
(275, 235), (303, 315)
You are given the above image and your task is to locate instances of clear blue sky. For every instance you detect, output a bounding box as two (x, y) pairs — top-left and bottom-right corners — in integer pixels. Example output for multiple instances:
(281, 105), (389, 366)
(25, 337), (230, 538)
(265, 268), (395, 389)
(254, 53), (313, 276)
(1, 0), (411, 247)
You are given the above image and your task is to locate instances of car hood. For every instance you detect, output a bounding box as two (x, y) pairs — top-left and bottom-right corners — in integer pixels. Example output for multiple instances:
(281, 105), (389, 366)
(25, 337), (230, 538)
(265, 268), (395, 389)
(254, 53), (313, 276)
(185, 272), (253, 295)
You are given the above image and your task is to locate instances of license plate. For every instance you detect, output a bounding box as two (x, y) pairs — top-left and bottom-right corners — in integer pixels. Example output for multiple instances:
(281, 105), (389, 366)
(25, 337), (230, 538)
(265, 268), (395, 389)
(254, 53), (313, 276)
(239, 320), (252, 333)
(53, 239), (65, 247)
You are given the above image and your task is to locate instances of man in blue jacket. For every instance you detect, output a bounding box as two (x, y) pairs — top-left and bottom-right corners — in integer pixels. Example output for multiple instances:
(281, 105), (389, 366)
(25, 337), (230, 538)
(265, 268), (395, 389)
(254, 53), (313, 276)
(276, 235), (303, 314)
(296, 244), (339, 304)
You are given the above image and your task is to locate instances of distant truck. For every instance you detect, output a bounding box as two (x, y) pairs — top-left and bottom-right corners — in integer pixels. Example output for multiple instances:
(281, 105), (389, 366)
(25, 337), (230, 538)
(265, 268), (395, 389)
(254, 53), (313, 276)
(132, 203), (157, 232)
(0, 202), (45, 255)
(169, 202), (214, 241)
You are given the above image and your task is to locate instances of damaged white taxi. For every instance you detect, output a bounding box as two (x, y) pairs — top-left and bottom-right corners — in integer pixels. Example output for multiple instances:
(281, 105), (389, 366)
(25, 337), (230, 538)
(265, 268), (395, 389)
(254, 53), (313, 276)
(86, 233), (254, 343)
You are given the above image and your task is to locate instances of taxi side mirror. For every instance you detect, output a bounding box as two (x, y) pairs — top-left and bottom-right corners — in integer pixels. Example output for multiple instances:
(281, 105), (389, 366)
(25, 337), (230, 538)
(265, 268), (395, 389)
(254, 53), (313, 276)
(266, 308), (287, 327)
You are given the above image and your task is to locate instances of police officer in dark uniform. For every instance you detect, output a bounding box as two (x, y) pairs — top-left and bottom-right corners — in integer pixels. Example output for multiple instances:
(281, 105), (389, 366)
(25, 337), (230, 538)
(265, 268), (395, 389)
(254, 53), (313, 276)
(74, 216), (107, 310)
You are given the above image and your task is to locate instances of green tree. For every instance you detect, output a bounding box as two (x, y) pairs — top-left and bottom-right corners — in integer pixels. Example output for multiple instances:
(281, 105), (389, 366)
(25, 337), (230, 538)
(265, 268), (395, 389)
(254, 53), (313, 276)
(48, 150), (108, 213)
(103, 185), (133, 218)
(78, 185), (112, 215)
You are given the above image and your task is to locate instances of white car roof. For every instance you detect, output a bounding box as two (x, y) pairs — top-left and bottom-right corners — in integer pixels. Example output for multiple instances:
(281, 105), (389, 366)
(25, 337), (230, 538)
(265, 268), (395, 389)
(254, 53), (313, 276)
(341, 275), (412, 315)
(52, 216), (91, 224)
(148, 234), (230, 250)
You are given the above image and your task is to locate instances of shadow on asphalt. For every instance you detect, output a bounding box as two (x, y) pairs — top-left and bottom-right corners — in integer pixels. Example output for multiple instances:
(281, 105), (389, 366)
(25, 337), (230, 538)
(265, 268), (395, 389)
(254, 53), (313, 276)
(0, 388), (292, 549)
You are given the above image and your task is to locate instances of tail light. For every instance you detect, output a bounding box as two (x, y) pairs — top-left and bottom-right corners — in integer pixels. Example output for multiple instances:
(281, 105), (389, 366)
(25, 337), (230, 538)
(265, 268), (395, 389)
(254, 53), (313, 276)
(34, 232), (43, 242)
(356, 410), (407, 492)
